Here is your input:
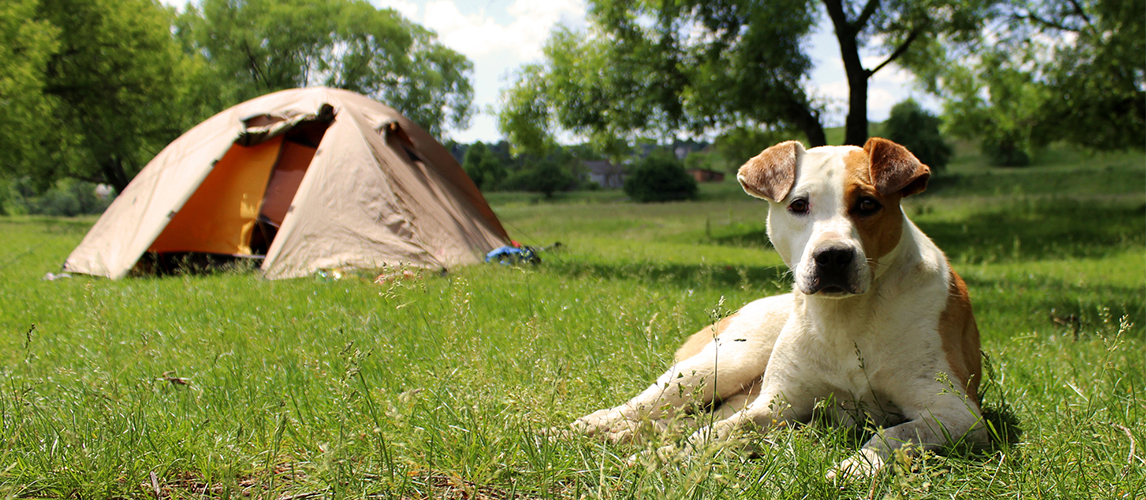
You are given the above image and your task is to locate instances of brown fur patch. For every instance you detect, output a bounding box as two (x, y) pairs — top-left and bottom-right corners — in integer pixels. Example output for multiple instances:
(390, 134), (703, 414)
(674, 312), (739, 362)
(736, 141), (802, 202)
(863, 138), (930, 197)
(843, 150), (904, 261)
(939, 269), (983, 406)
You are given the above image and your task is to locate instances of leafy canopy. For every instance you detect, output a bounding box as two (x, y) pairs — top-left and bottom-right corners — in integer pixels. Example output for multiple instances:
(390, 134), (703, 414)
(499, 0), (999, 157)
(1, 0), (192, 192)
(175, 0), (474, 137)
(916, 0), (1144, 160)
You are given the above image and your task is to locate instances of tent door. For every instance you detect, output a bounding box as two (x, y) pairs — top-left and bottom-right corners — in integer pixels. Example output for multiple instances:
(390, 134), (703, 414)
(148, 136), (284, 256)
(248, 123), (326, 255)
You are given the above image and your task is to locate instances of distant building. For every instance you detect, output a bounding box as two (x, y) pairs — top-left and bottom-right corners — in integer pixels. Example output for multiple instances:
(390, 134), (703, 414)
(686, 168), (725, 183)
(583, 160), (625, 188)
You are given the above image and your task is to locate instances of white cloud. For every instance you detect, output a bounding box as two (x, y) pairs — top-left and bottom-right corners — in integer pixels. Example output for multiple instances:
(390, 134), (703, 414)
(416, 0), (584, 62)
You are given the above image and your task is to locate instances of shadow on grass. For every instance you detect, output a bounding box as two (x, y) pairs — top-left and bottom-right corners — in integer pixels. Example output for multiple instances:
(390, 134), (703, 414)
(915, 200), (1145, 264)
(546, 260), (792, 294)
(704, 199), (1145, 264)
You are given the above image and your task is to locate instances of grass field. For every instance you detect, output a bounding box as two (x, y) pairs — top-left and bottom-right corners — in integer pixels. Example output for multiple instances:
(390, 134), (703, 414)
(0, 152), (1143, 498)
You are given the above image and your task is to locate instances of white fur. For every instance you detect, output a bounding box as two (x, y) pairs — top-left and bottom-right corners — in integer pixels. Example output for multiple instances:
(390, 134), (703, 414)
(571, 144), (986, 481)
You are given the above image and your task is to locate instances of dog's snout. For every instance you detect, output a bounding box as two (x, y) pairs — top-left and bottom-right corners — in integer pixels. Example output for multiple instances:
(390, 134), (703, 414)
(813, 246), (854, 271)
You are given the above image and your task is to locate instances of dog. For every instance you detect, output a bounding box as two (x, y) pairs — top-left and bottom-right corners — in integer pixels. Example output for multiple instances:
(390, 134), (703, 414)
(570, 138), (986, 480)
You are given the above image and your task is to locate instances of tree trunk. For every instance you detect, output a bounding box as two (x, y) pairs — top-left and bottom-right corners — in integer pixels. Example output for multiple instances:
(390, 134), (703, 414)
(787, 99), (828, 147)
(100, 156), (130, 194)
(843, 65), (869, 146)
(824, 0), (871, 146)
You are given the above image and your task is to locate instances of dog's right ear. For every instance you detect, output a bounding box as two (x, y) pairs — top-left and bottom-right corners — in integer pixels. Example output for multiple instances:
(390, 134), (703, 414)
(737, 140), (804, 202)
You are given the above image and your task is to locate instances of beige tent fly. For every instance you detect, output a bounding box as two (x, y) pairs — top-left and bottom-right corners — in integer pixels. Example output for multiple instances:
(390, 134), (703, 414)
(64, 88), (509, 279)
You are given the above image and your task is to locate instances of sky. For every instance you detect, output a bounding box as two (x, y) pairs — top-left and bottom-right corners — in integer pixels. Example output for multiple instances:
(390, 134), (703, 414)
(164, 0), (938, 144)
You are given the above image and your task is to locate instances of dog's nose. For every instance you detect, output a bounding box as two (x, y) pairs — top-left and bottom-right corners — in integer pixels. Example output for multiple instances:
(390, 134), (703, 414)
(813, 246), (854, 271)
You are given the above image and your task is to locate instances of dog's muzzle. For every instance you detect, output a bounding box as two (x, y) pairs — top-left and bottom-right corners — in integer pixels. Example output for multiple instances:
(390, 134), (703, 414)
(806, 246), (862, 295)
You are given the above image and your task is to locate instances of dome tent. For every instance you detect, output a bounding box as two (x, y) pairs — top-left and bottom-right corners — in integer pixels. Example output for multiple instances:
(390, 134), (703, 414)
(64, 88), (508, 279)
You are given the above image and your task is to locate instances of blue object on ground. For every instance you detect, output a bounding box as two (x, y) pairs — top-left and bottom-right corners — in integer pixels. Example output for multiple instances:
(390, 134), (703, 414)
(485, 246), (539, 265)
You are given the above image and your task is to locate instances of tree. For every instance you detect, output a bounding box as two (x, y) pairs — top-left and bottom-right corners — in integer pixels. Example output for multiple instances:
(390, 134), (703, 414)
(1, 0), (192, 193)
(175, 0), (474, 137)
(462, 142), (507, 191)
(0, 0), (59, 181)
(919, 0), (1143, 157)
(883, 99), (952, 170)
(498, 0), (996, 153)
(624, 153), (698, 203)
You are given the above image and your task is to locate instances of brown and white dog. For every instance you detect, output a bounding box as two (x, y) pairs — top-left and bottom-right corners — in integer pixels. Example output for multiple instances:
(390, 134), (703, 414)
(571, 138), (986, 480)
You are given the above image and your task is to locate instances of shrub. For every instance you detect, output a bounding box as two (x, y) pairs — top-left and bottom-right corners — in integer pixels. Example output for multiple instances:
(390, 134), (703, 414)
(624, 153), (698, 202)
(884, 99), (953, 170)
(3, 177), (114, 216)
(462, 142), (507, 190)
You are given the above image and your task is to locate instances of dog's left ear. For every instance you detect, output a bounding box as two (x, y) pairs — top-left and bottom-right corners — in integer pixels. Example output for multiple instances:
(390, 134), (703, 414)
(864, 137), (930, 197)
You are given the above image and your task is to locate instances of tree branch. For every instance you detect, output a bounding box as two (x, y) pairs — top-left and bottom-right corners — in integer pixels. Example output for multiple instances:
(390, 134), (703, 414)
(1067, 0), (1093, 27)
(1015, 12), (1079, 33)
(821, 0), (852, 37)
(866, 27), (923, 77)
(852, 0), (882, 33)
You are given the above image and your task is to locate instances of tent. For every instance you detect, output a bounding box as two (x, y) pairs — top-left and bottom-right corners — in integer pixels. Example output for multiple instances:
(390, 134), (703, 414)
(64, 88), (509, 279)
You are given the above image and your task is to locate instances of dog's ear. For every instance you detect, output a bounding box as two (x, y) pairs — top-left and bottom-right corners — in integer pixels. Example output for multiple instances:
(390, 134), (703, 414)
(864, 137), (930, 197)
(737, 140), (804, 202)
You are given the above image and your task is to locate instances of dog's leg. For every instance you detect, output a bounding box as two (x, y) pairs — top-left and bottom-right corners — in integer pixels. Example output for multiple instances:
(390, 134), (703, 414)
(828, 388), (987, 480)
(573, 333), (773, 443)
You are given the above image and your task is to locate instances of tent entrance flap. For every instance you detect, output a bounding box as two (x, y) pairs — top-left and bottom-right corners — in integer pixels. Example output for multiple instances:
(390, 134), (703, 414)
(249, 123), (326, 254)
(149, 136), (284, 255)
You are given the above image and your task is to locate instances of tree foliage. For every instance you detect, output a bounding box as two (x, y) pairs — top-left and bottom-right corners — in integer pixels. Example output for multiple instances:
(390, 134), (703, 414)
(883, 99), (953, 170)
(498, 0), (997, 154)
(1, 0), (192, 192)
(462, 142), (507, 191)
(175, 0), (474, 136)
(1, 0), (475, 194)
(624, 153), (698, 203)
(920, 0), (1143, 160)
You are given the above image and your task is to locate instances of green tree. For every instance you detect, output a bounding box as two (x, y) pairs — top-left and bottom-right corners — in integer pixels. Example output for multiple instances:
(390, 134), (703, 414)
(920, 0), (1143, 158)
(0, 0), (59, 180)
(883, 99), (953, 170)
(176, 0), (474, 136)
(1, 0), (191, 193)
(624, 153), (698, 203)
(462, 142), (507, 191)
(498, 0), (997, 153)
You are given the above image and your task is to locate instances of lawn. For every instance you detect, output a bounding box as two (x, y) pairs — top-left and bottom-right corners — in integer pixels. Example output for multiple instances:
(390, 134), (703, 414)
(0, 154), (1143, 498)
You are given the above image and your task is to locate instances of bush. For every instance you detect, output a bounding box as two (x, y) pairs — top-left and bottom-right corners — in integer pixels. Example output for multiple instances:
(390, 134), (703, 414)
(624, 153), (698, 202)
(3, 177), (114, 216)
(884, 99), (953, 170)
(502, 157), (576, 198)
(982, 136), (1032, 167)
(462, 142), (507, 190)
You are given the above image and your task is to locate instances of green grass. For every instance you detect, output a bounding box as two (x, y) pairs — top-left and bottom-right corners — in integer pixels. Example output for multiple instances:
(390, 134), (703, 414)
(0, 156), (1144, 498)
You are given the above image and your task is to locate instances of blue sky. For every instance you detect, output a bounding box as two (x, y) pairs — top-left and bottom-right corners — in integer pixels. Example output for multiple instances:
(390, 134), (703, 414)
(165, 0), (938, 143)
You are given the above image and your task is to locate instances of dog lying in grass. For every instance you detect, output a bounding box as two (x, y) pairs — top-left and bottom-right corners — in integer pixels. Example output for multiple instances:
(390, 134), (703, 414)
(569, 138), (986, 480)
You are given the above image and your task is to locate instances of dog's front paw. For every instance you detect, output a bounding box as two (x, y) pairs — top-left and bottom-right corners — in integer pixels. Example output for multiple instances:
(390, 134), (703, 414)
(827, 449), (885, 481)
(625, 443), (686, 467)
(570, 408), (639, 443)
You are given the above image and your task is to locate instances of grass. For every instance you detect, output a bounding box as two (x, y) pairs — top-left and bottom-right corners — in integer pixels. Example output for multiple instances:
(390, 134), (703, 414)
(0, 152), (1144, 498)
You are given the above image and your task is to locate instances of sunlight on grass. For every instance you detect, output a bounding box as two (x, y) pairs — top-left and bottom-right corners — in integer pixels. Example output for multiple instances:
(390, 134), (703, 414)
(0, 165), (1143, 497)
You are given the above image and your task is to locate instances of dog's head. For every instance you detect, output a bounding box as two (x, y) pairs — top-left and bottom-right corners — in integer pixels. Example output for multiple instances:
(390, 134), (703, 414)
(737, 138), (929, 297)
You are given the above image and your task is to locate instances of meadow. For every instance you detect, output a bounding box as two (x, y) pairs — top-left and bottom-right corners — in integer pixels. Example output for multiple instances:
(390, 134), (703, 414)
(0, 150), (1143, 499)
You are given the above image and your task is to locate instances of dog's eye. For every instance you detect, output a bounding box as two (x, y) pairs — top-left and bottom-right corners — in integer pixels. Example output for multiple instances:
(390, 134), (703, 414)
(854, 197), (882, 216)
(788, 198), (809, 215)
